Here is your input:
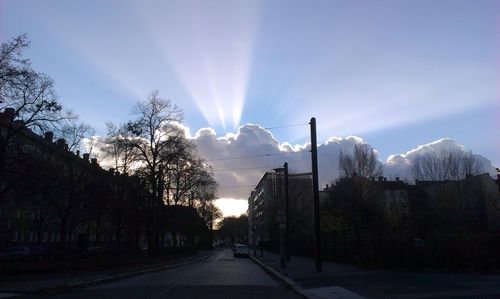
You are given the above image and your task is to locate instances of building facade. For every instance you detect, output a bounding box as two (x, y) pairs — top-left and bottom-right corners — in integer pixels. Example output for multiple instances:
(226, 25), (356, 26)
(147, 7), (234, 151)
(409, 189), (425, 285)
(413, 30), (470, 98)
(248, 172), (314, 248)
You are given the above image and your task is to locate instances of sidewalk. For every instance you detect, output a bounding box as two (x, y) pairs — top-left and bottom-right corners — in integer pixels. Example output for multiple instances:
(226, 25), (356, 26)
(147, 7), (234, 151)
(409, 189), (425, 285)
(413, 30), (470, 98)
(0, 250), (217, 294)
(252, 251), (500, 298)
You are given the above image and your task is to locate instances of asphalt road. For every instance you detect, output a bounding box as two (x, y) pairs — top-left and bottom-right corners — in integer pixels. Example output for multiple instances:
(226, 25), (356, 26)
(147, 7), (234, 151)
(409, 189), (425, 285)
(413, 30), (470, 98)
(22, 249), (301, 299)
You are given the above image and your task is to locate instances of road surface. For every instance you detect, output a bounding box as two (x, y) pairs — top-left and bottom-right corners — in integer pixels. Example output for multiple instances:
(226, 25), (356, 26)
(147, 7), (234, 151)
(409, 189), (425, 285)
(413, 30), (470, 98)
(21, 249), (301, 299)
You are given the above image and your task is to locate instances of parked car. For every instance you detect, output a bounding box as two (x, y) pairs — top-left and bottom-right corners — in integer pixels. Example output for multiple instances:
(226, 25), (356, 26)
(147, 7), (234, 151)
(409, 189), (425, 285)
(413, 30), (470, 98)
(28, 246), (49, 260)
(233, 244), (249, 257)
(0, 246), (33, 261)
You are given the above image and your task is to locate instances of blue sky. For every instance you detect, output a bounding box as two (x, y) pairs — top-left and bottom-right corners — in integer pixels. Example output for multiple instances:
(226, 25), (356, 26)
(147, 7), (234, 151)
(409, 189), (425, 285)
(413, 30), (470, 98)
(1, 0), (499, 168)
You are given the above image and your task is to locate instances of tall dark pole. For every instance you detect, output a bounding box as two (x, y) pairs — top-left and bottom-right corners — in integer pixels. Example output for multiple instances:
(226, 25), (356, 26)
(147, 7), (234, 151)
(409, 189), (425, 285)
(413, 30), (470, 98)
(275, 167), (286, 271)
(310, 117), (322, 271)
(284, 162), (290, 262)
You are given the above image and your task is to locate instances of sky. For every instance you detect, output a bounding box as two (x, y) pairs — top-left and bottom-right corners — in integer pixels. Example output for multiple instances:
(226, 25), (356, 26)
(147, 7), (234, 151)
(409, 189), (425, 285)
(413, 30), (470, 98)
(1, 0), (499, 216)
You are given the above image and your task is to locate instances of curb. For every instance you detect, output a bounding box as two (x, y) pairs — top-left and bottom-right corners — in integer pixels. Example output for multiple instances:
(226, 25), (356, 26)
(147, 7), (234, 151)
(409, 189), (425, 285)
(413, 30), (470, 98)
(15, 251), (219, 295)
(249, 255), (310, 298)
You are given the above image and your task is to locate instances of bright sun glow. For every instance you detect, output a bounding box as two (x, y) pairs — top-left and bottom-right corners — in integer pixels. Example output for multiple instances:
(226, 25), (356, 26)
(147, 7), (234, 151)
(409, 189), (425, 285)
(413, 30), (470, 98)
(214, 198), (248, 217)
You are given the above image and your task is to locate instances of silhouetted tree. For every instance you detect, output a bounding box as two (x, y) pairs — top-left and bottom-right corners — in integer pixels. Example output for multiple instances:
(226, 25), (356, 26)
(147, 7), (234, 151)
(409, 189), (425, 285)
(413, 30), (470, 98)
(339, 143), (381, 178)
(124, 91), (183, 253)
(161, 134), (216, 247)
(411, 149), (482, 181)
(218, 214), (248, 244)
(49, 121), (95, 253)
(0, 34), (75, 204)
(102, 122), (137, 174)
(194, 176), (219, 248)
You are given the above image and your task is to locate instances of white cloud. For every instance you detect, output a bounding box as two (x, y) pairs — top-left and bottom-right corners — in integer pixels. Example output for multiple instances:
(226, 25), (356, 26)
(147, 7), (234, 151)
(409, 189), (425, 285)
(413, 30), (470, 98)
(384, 138), (497, 181)
(192, 125), (379, 199)
(192, 126), (496, 201)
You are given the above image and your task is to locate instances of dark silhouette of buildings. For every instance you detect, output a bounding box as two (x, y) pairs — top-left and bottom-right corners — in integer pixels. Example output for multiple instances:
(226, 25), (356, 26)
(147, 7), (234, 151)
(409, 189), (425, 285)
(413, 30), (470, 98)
(248, 172), (314, 247)
(0, 108), (210, 255)
(249, 168), (500, 269)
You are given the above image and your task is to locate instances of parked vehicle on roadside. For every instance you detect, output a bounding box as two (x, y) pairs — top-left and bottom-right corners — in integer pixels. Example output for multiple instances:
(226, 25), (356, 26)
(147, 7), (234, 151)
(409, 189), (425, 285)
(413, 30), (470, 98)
(233, 244), (249, 257)
(0, 246), (33, 261)
(28, 246), (49, 260)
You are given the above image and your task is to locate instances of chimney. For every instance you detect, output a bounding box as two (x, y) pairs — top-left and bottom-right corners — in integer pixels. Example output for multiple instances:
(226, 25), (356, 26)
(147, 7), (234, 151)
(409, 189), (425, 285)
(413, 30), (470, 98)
(396, 177), (400, 182)
(91, 158), (98, 166)
(44, 132), (54, 143)
(12, 120), (25, 129)
(56, 138), (66, 147)
(383, 177), (387, 182)
(3, 108), (15, 121)
(378, 176), (384, 182)
(82, 153), (90, 162)
(76, 150), (80, 157)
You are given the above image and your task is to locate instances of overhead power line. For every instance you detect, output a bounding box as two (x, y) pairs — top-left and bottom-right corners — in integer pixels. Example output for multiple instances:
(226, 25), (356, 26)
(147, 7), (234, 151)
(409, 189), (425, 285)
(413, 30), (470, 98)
(206, 150), (309, 162)
(217, 185), (255, 189)
(263, 123), (308, 130)
(212, 166), (279, 172)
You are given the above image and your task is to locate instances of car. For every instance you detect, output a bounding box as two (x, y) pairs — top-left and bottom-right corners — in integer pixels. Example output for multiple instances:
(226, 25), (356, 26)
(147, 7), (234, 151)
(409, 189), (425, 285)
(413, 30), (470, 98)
(28, 245), (49, 260)
(0, 246), (33, 261)
(233, 244), (249, 257)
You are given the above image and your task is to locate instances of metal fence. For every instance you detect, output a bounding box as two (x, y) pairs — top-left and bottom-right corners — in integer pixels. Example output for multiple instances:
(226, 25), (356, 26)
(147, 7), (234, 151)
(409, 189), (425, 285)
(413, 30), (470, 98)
(262, 227), (500, 270)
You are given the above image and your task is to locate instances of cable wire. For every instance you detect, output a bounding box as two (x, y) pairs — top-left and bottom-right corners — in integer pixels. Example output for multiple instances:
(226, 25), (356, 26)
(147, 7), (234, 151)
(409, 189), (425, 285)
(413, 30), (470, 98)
(206, 150), (309, 162)
(212, 166), (279, 172)
(263, 123), (308, 130)
(218, 186), (254, 188)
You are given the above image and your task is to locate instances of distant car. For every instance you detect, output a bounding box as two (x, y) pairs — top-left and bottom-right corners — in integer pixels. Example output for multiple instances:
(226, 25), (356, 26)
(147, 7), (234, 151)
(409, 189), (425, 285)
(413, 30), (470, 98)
(0, 246), (33, 261)
(233, 244), (249, 257)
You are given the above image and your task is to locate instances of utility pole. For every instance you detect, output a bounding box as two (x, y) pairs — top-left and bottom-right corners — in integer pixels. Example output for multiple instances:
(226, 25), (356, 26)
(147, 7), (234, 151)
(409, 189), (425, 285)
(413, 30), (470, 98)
(310, 117), (322, 271)
(284, 162), (290, 262)
(275, 167), (286, 272)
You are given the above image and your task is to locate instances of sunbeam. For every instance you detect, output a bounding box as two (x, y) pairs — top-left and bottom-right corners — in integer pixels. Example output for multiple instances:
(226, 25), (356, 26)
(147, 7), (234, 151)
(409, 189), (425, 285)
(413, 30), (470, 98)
(138, 0), (260, 130)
